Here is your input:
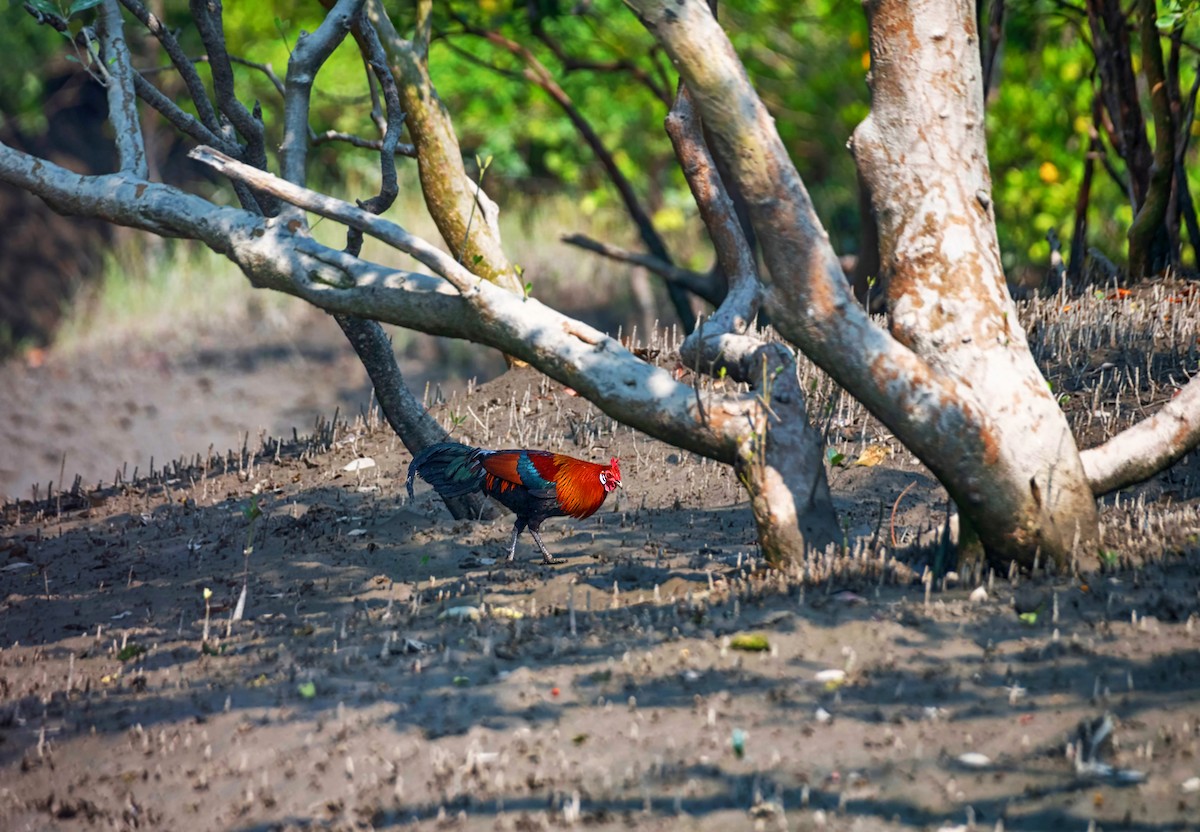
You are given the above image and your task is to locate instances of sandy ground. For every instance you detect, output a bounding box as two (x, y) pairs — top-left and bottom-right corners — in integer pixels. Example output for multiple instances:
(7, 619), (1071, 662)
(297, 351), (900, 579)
(2, 311), (1200, 831)
(0, 310), (502, 503)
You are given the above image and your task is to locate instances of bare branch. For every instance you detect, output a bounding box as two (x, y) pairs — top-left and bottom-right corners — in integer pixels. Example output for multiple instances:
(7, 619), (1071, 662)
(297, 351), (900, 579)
(561, 233), (723, 305)
(453, 20), (696, 329)
(654, 78), (836, 555)
(0, 141), (765, 470)
(227, 55), (286, 98)
(436, 37), (525, 81)
(344, 10), (404, 252)
(128, 71), (259, 210)
(140, 54), (287, 99)
(96, 0), (147, 177)
(529, 21), (671, 105)
(331, 11), (491, 520)
(312, 130), (417, 157)
(369, 0), (522, 295)
(1081, 376), (1200, 495)
(188, 145), (478, 295)
(119, 0), (221, 133)
(189, 0), (266, 169)
(666, 83), (764, 383)
(280, 0), (365, 188)
(128, 72), (231, 154)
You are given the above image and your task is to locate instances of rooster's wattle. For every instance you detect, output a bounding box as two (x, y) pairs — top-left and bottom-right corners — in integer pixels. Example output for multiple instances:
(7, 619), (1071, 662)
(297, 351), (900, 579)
(406, 442), (621, 564)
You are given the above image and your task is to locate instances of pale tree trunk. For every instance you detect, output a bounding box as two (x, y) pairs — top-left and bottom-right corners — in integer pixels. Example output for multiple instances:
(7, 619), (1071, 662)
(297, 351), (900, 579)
(628, 0), (1099, 570)
(850, 0), (1100, 564)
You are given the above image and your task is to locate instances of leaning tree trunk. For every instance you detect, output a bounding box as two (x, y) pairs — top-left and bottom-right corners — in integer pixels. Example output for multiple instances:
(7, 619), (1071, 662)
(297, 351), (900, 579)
(850, 0), (1100, 567)
(630, 0), (1100, 570)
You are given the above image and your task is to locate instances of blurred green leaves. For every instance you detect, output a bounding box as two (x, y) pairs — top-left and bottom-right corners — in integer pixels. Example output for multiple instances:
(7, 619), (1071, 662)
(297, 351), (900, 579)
(7, 0), (1199, 278)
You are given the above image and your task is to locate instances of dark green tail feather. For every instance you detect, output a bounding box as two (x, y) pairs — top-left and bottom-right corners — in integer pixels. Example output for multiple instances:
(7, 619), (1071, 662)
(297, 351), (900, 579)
(406, 442), (485, 500)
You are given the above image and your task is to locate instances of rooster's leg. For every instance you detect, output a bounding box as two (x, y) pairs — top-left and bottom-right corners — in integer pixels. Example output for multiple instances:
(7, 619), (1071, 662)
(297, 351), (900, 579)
(528, 529), (565, 565)
(505, 522), (522, 562)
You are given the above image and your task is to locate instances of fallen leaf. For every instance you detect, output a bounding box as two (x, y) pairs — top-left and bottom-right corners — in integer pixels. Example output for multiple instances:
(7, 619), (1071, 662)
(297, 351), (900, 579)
(438, 605), (482, 621)
(854, 444), (890, 467)
(956, 752), (991, 768)
(730, 633), (770, 652)
(815, 669), (846, 688)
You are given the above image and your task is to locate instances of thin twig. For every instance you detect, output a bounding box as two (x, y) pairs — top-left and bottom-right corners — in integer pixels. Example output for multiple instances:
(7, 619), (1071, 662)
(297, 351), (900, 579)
(119, 0), (221, 132)
(97, 0), (148, 177)
(312, 130), (417, 157)
(451, 17), (696, 329)
(891, 481), (917, 549)
(562, 233), (723, 304)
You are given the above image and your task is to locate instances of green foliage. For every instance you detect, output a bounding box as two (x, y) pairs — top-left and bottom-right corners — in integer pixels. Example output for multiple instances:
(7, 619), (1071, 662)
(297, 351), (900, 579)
(9, 0), (1200, 279)
(988, 1), (1200, 275)
(117, 642), (146, 662)
(1, 5), (61, 132)
(1158, 0), (1200, 31)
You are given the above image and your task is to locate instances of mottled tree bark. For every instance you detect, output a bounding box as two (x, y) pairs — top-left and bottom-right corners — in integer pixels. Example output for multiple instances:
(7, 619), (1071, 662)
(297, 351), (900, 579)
(852, 0), (1100, 566)
(628, 0), (1099, 569)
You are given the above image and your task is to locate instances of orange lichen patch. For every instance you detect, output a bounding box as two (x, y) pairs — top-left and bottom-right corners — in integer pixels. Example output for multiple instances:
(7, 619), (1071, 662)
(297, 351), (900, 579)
(969, 407), (1002, 468)
(703, 394), (759, 438)
(1172, 415), (1195, 449)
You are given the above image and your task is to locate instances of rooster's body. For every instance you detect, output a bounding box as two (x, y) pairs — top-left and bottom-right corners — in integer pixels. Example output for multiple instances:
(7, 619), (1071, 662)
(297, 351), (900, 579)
(406, 442), (621, 564)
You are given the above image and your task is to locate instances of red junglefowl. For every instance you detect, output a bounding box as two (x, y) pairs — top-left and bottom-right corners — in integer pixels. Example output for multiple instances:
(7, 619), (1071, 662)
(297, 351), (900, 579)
(406, 441), (621, 564)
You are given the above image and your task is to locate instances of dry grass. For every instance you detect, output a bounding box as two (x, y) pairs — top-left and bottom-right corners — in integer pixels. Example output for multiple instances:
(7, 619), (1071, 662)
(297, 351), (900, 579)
(50, 234), (303, 356)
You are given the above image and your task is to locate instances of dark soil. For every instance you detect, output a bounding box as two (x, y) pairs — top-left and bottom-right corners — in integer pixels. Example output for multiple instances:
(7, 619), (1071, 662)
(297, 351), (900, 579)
(2, 293), (1200, 831)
